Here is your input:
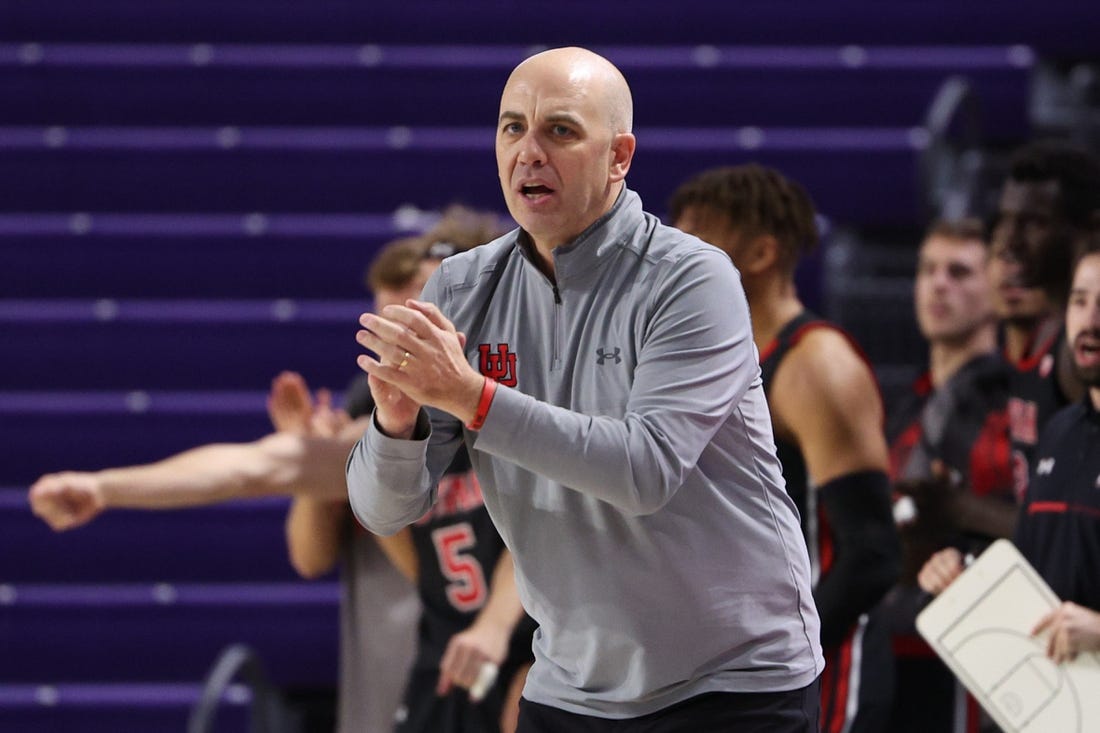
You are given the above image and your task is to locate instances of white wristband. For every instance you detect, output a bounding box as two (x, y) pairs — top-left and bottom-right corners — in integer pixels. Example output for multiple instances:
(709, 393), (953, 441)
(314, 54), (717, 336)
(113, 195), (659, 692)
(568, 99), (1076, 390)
(469, 661), (499, 702)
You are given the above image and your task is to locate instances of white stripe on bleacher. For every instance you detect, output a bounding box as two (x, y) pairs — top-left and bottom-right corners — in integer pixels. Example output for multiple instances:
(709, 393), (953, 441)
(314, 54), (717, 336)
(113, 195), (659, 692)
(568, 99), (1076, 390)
(1, 581), (340, 606)
(0, 43), (1035, 70)
(0, 124), (921, 151)
(0, 211), (448, 237)
(0, 682), (252, 707)
(0, 298), (364, 322)
(0, 390), (347, 414)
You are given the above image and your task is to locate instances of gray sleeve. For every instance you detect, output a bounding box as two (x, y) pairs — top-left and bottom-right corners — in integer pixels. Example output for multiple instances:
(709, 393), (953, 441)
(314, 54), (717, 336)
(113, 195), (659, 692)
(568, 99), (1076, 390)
(346, 408), (435, 536)
(345, 272), (464, 534)
(473, 248), (758, 514)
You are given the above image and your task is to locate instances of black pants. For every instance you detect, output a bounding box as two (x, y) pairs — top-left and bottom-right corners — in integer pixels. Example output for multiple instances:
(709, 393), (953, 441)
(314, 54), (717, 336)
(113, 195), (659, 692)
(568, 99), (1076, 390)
(516, 677), (821, 733)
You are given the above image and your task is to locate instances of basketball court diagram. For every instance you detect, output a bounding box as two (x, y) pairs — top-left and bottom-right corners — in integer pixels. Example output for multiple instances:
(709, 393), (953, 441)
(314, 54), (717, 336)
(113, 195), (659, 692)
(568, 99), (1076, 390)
(916, 540), (1100, 732)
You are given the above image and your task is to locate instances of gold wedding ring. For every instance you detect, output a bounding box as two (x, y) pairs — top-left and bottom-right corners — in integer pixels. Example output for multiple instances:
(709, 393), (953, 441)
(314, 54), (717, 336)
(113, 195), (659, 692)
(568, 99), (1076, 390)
(397, 351), (411, 370)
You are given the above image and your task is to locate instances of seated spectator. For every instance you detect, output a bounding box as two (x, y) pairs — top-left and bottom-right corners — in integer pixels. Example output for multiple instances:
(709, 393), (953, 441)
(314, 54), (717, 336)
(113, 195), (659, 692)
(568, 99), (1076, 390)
(880, 218), (1014, 733)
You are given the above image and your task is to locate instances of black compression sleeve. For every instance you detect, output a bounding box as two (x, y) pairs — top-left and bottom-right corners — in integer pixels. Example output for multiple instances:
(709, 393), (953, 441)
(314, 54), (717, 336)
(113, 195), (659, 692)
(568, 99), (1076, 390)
(813, 469), (901, 648)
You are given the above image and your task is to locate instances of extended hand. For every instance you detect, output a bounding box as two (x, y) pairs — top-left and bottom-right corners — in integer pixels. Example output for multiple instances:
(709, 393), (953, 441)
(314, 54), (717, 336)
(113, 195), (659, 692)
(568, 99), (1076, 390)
(28, 472), (105, 531)
(267, 372), (349, 438)
(916, 547), (965, 596)
(266, 371), (314, 434)
(1032, 601), (1100, 663)
(436, 619), (509, 700)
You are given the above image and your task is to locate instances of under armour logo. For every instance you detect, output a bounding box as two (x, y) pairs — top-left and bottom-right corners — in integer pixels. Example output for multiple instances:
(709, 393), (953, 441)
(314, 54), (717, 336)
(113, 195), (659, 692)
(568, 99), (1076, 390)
(1037, 458), (1055, 476)
(596, 347), (622, 365)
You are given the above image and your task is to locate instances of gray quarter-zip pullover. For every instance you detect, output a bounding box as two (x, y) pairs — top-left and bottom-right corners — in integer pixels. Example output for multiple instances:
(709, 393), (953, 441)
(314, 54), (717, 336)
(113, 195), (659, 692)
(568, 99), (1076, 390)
(348, 189), (823, 718)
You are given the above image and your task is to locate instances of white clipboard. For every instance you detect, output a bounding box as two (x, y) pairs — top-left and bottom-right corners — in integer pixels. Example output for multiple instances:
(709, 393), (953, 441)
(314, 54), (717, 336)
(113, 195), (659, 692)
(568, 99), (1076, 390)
(916, 539), (1100, 732)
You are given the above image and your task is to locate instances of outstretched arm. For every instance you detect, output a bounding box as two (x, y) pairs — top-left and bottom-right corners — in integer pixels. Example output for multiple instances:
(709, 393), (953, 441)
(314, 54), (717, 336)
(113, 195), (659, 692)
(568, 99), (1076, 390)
(771, 328), (900, 647)
(30, 419), (368, 532)
(436, 549), (526, 698)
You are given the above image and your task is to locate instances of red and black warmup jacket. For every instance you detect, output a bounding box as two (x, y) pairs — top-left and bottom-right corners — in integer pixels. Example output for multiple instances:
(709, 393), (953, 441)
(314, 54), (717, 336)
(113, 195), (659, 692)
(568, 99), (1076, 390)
(1015, 397), (1100, 611)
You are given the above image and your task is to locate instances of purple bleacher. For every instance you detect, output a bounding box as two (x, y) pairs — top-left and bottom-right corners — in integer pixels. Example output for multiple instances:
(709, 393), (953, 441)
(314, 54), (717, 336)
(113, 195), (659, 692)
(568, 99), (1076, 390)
(0, 125), (920, 225)
(0, 43), (1031, 137)
(0, 582), (339, 686)
(0, 683), (250, 733)
(1, 490), (305, 582)
(0, 212), (424, 298)
(1, 1), (1096, 57)
(0, 299), (362, 390)
(0, 391), (273, 484)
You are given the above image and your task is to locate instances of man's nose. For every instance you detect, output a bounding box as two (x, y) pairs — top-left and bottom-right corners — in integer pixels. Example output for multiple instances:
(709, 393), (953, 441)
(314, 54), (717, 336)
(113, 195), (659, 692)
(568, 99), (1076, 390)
(517, 133), (546, 166)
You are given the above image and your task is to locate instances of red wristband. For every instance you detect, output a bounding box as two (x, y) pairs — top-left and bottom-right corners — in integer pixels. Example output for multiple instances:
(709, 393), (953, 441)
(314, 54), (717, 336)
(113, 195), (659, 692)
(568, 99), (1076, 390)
(466, 377), (498, 431)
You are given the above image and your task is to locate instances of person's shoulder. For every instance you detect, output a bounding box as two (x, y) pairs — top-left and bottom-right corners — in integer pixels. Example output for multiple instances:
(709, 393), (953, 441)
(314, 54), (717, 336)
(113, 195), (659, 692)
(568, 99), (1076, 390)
(788, 321), (868, 372)
(438, 232), (517, 280)
(636, 213), (732, 268)
(777, 322), (880, 410)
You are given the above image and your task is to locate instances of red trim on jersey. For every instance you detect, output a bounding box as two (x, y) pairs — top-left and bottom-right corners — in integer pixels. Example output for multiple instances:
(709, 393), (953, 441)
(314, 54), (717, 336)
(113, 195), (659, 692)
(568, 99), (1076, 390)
(912, 371), (934, 398)
(759, 339), (779, 364)
(888, 420), (922, 483)
(1030, 501), (1100, 521)
(818, 503), (835, 575)
(1013, 326), (1060, 372)
(825, 636), (855, 733)
(1077, 504), (1100, 521)
(761, 319), (874, 378)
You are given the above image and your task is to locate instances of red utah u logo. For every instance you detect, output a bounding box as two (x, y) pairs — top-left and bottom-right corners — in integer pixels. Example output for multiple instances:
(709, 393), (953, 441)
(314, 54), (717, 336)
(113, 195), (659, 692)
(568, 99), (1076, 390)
(478, 344), (517, 387)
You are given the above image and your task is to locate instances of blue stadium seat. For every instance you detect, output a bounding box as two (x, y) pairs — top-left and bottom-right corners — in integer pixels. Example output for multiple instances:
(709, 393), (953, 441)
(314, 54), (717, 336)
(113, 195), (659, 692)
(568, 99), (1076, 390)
(1, 491), (305, 582)
(0, 299), (362, 389)
(1, 1), (1095, 57)
(0, 683), (249, 733)
(0, 391), (273, 484)
(0, 582), (339, 686)
(0, 212), (421, 298)
(0, 43), (1031, 136)
(0, 125), (921, 225)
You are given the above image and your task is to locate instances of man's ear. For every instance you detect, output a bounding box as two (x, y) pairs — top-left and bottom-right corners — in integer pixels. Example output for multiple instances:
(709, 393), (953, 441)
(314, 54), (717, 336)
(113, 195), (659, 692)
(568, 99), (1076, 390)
(608, 133), (636, 183)
(741, 234), (780, 275)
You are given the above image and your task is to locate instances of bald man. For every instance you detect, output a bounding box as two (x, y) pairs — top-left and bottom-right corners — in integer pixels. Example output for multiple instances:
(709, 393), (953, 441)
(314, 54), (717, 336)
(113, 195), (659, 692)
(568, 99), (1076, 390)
(347, 47), (823, 732)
